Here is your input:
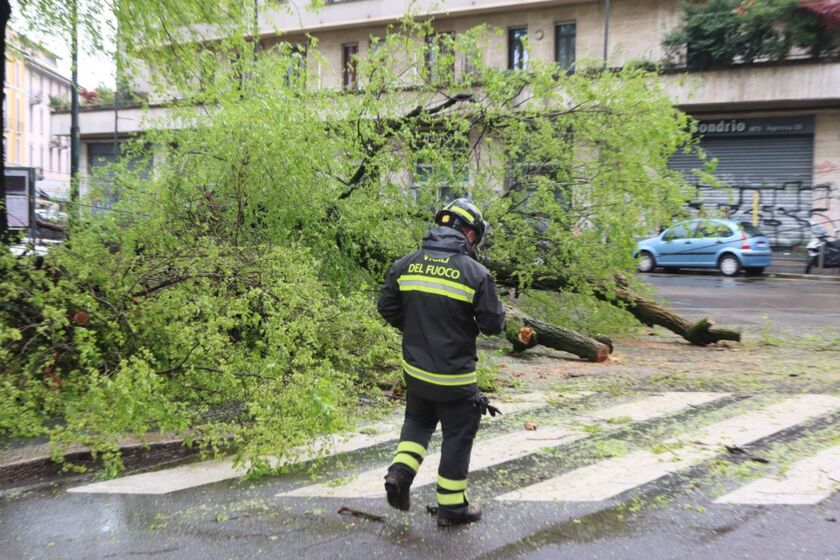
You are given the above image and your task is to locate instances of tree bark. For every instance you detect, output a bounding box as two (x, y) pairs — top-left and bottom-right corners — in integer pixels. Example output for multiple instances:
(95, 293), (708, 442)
(491, 266), (741, 346)
(607, 275), (741, 345)
(504, 305), (611, 362)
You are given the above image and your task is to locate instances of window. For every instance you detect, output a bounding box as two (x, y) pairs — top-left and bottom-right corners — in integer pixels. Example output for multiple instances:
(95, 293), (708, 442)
(425, 32), (454, 83)
(342, 43), (358, 90)
(413, 163), (469, 203)
(664, 223), (690, 240)
(555, 22), (576, 71)
(284, 44), (307, 87)
(411, 130), (470, 203)
(369, 36), (383, 56)
(697, 220), (733, 238)
(508, 27), (528, 70)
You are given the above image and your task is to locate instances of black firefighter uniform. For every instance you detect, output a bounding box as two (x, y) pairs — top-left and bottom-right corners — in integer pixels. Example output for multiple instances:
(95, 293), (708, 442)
(377, 225), (505, 512)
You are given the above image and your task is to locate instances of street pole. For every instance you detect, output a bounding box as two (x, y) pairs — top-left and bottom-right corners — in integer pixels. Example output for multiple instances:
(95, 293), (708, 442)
(0, 0), (11, 243)
(69, 0), (80, 213)
(603, 0), (611, 66)
(254, 0), (260, 55)
(113, 86), (119, 162)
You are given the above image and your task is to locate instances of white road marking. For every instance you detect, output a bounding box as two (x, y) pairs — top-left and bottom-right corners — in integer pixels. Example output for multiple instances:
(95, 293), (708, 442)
(498, 394), (840, 502)
(279, 392), (727, 499)
(714, 445), (840, 505)
(67, 391), (563, 495)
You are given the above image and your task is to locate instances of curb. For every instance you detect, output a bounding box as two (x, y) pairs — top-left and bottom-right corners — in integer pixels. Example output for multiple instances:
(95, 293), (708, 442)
(766, 272), (840, 282)
(0, 438), (195, 490)
(646, 270), (840, 282)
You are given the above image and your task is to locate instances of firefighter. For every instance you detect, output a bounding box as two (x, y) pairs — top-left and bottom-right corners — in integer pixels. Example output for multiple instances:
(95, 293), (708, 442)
(377, 198), (505, 527)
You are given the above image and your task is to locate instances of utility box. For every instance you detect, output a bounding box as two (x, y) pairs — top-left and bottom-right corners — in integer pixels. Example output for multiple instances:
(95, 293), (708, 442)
(4, 167), (37, 238)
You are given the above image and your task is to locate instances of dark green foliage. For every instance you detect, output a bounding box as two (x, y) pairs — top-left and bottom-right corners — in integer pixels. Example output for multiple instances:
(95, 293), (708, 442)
(664, 0), (839, 70)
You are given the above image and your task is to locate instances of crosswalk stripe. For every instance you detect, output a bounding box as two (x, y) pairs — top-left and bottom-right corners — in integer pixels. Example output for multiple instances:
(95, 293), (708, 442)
(497, 394), (840, 503)
(279, 392), (728, 499)
(66, 391), (565, 495)
(714, 444), (840, 505)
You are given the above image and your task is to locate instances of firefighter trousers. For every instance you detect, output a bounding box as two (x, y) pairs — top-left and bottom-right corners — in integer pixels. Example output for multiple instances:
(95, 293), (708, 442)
(389, 390), (482, 511)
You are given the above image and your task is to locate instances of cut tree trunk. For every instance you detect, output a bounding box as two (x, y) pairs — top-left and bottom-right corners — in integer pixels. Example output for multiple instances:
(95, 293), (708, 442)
(491, 266), (740, 346)
(606, 275), (740, 345)
(504, 305), (612, 362)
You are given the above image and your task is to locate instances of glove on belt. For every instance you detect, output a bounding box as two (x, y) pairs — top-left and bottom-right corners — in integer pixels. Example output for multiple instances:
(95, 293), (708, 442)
(472, 395), (502, 417)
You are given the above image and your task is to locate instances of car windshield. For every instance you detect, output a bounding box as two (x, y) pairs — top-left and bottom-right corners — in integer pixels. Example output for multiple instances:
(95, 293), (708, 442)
(739, 223), (764, 237)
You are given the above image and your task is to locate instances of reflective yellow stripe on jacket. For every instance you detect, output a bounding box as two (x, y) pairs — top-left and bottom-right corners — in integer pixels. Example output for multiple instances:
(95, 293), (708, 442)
(402, 360), (477, 386)
(397, 274), (475, 304)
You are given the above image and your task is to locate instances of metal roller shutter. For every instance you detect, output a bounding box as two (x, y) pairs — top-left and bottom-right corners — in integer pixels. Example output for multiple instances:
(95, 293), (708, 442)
(669, 135), (813, 188)
(669, 134), (815, 247)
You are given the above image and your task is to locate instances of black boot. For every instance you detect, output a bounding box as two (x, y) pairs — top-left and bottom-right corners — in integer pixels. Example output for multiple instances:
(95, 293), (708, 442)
(437, 502), (482, 527)
(384, 465), (414, 511)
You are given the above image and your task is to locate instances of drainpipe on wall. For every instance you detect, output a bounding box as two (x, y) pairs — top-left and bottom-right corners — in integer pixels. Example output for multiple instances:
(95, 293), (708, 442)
(603, 0), (611, 65)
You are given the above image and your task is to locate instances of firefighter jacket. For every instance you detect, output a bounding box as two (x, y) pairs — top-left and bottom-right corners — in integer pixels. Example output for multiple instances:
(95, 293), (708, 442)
(377, 226), (506, 402)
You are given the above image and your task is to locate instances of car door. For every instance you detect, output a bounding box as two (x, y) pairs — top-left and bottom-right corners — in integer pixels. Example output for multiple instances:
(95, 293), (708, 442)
(694, 220), (736, 267)
(656, 221), (697, 266)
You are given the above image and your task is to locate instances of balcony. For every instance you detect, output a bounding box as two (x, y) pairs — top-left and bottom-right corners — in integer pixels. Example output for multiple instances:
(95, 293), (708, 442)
(260, 0), (584, 35)
(51, 104), (192, 139)
(663, 60), (840, 112)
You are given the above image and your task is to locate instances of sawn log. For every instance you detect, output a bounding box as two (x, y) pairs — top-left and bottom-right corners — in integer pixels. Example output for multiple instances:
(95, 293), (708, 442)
(504, 305), (612, 362)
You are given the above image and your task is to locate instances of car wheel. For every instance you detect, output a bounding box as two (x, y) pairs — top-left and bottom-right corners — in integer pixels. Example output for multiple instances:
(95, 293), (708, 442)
(719, 254), (741, 276)
(637, 251), (656, 273)
(744, 267), (764, 276)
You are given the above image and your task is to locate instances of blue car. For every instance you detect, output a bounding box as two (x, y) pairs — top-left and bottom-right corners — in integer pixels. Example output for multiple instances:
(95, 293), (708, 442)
(635, 218), (772, 276)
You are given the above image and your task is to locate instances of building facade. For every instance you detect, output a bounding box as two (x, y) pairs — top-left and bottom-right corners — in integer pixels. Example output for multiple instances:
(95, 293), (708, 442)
(4, 32), (73, 199)
(57, 0), (840, 246)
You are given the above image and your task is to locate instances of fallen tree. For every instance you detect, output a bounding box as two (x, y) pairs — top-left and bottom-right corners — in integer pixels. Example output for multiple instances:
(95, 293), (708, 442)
(0, 19), (743, 478)
(605, 275), (741, 345)
(493, 268), (741, 346)
(503, 304), (612, 362)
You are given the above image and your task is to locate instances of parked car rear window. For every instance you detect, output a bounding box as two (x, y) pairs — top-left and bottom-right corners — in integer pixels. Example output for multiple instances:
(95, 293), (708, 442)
(739, 223), (764, 237)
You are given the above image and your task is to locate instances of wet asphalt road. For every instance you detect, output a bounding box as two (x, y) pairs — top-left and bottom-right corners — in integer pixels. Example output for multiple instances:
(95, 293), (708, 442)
(643, 274), (840, 332)
(1, 274), (839, 560)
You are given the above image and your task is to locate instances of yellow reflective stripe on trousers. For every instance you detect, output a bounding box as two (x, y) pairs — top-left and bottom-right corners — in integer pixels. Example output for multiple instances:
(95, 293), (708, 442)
(402, 360), (477, 386)
(397, 276), (474, 304)
(437, 491), (466, 506)
(449, 205), (476, 224)
(437, 476), (467, 491)
(397, 441), (427, 458)
(392, 453), (420, 472)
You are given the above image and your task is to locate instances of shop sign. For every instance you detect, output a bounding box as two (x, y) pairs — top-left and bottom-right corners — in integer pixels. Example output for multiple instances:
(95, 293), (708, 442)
(696, 116), (814, 137)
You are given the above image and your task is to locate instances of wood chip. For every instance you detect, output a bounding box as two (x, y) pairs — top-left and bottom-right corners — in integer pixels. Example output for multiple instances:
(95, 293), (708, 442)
(524, 422), (538, 431)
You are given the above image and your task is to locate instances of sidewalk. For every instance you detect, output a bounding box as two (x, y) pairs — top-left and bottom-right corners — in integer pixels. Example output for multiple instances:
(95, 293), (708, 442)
(769, 251), (840, 279)
(0, 433), (193, 491)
